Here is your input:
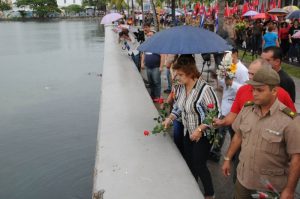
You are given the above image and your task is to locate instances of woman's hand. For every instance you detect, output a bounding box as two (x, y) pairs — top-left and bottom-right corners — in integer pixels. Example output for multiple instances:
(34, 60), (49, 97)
(162, 117), (173, 129)
(190, 128), (203, 142)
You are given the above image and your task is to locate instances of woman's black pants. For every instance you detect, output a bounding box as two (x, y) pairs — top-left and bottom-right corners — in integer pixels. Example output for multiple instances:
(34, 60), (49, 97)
(183, 133), (214, 196)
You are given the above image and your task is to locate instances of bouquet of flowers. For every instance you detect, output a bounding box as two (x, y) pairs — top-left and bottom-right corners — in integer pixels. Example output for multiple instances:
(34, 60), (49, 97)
(202, 103), (222, 147)
(235, 21), (247, 31)
(251, 178), (280, 199)
(216, 51), (237, 80)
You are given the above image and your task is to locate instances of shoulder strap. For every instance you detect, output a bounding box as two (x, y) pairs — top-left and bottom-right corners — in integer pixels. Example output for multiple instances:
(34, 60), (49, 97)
(244, 101), (254, 107)
(281, 107), (297, 119)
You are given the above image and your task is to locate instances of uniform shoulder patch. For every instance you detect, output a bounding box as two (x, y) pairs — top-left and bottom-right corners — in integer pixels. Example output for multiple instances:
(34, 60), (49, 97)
(281, 107), (297, 119)
(244, 101), (254, 107)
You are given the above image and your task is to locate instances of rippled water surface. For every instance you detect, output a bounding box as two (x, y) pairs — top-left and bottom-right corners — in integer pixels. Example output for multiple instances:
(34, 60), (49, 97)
(0, 20), (104, 199)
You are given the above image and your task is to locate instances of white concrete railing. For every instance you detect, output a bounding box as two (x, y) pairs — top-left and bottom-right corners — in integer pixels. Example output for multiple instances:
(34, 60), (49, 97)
(92, 25), (204, 199)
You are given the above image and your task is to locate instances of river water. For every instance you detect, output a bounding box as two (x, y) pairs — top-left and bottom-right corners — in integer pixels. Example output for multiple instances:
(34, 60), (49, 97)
(0, 20), (104, 199)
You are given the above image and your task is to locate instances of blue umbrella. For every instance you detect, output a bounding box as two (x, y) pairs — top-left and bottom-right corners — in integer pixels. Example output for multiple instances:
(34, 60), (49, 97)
(286, 10), (300, 19)
(137, 25), (231, 54)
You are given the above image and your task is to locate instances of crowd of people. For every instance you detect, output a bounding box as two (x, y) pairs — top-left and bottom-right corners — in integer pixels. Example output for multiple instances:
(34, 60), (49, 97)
(228, 17), (300, 64)
(115, 18), (300, 199)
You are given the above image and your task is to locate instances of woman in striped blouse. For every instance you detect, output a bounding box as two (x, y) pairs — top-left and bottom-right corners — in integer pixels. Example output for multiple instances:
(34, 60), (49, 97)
(163, 55), (219, 199)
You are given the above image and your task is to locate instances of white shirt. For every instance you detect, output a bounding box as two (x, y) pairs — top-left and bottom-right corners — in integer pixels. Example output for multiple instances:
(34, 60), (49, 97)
(138, 14), (143, 20)
(219, 79), (242, 116)
(235, 60), (249, 84)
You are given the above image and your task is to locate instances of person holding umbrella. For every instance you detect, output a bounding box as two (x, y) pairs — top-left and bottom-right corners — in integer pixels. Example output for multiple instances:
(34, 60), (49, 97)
(163, 55), (219, 199)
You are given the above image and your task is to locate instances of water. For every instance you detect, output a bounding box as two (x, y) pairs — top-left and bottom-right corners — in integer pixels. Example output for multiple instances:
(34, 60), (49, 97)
(0, 20), (104, 199)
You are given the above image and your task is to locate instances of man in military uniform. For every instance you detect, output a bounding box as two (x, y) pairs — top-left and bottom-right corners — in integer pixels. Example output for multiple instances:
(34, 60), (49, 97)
(222, 66), (300, 199)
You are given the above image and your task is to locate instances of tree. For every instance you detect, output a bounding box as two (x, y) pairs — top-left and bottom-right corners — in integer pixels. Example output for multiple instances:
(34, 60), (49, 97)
(63, 4), (83, 14)
(15, 0), (61, 18)
(0, 0), (11, 11)
(150, 0), (159, 31)
(108, 0), (128, 11)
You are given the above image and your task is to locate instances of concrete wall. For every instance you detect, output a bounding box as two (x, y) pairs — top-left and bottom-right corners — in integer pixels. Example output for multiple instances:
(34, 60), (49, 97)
(92, 25), (204, 199)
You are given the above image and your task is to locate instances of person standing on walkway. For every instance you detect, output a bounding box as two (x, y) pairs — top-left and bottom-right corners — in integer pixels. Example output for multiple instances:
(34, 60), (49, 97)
(222, 66), (300, 199)
(231, 48), (249, 85)
(262, 25), (279, 49)
(213, 59), (296, 183)
(163, 54), (176, 94)
(141, 31), (164, 101)
(163, 55), (219, 199)
(288, 20), (300, 63)
(261, 46), (296, 102)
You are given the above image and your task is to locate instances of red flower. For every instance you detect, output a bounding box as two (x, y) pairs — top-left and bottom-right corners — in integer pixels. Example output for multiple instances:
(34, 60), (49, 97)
(158, 98), (164, 104)
(258, 192), (268, 199)
(266, 183), (275, 191)
(207, 103), (214, 109)
(144, 130), (150, 136)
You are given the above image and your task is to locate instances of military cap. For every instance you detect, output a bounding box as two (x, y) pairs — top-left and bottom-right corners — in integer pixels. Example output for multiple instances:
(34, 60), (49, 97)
(246, 67), (280, 86)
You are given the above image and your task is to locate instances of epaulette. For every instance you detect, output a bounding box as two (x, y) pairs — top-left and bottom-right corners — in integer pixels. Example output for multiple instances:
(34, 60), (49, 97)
(244, 101), (254, 107)
(281, 107), (297, 119)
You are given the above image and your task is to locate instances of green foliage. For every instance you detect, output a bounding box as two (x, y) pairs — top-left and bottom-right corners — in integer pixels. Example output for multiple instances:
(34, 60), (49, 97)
(238, 49), (300, 79)
(63, 4), (83, 13)
(152, 103), (171, 135)
(109, 0), (128, 11)
(0, 0), (11, 11)
(82, 0), (107, 10)
(15, 0), (60, 17)
(202, 106), (223, 147)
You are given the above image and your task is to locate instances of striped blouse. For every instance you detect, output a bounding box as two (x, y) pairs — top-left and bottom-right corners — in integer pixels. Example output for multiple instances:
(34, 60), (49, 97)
(171, 78), (220, 135)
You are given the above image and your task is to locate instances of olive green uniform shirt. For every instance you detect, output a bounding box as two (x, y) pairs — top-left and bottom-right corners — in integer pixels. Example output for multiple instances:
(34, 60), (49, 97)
(232, 99), (300, 192)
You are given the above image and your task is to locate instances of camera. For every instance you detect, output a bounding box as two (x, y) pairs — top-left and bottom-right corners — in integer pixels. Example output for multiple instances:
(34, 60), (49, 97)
(133, 29), (145, 43)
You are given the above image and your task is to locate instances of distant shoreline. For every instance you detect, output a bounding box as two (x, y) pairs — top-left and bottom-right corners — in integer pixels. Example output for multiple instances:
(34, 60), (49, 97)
(0, 16), (103, 22)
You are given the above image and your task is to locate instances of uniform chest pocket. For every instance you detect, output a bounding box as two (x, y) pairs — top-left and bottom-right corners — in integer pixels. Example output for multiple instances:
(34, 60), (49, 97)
(261, 130), (283, 155)
(240, 124), (251, 147)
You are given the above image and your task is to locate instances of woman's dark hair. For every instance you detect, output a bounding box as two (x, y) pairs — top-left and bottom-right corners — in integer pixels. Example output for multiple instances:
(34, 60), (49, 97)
(281, 22), (287, 28)
(173, 55), (200, 79)
(268, 25), (274, 32)
(263, 46), (283, 61)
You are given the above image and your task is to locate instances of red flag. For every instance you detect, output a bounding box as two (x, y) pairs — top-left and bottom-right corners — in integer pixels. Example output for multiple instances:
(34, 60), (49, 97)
(249, 2), (254, 11)
(233, 2), (238, 13)
(206, 6), (212, 16)
(261, 2), (265, 13)
(242, 1), (249, 15)
(214, 2), (219, 14)
(194, 2), (200, 15)
(253, 0), (259, 6)
(277, 0), (281, 8)
(270, 0), (276, 9)
(200, 3), (206, 15)
(225, 2), (230, 17)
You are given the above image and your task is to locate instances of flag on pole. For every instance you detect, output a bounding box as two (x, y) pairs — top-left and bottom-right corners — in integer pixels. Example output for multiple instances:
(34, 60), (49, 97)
(199, 3), (206, 28)
(242, 1), (249, 15)
(214, 11), (218, 32)
(260, 1), (265, 13)
(277, 0), (281, 8)
(225, 1), (230, 17)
